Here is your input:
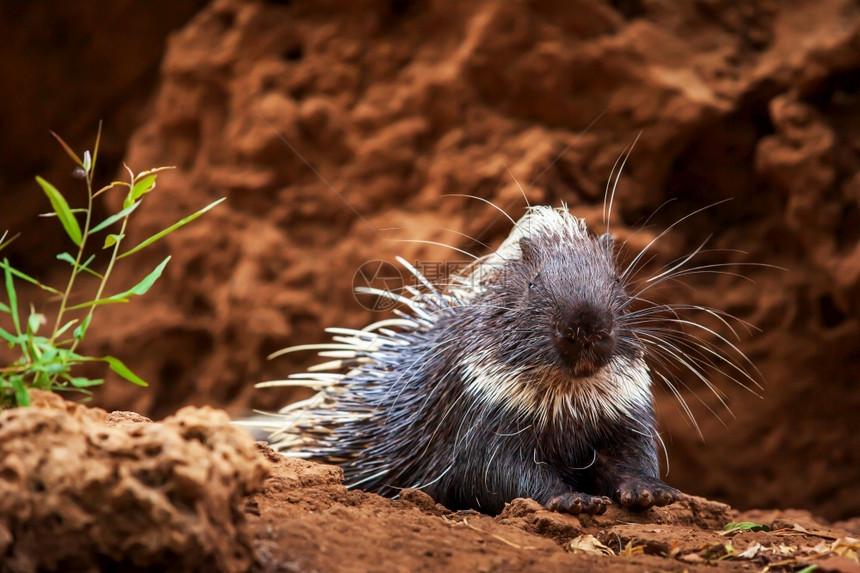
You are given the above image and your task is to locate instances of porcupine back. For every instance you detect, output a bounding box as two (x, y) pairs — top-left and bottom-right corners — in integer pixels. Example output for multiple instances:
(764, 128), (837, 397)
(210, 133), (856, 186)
(257, 205), (663, 513)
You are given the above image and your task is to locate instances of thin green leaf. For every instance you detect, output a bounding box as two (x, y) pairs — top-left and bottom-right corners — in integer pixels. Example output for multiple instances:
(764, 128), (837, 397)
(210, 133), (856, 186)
(56, 253), (102, 279)
(121, 163), (136, 208)
(92, 121), (102, 174)
(39, 209), (89, 217)
(0, 231), (18, 252)
(125, 256), (170, 296)
(28, 359), (70, 377)
(79, 254), (98, 276)
(33, 370), (53, 389)
(73, 315), (91, 340)
(103, 234), (123, 249)
(50, 131), (83, 168)
(3, 260), (21, 337)
(130, 175), (157, 203)
(35, 176), (82, 246)
(36, 339), (58, 361)
(56, 252), (75, 266)
(55, 347), (84, 362)
(67, 256), (170, 310)
(0, 324), (17, 344)
(24, 330), (43, 361)
(722, 522), (770, 533)
(91, 202), (140, 233)
(1, 260), (62, 295)
(68, 377), (104, 388)
(119, 198), (225, 259)
(135, 166), (175, 179)
(0, 300), (9, 313)
(66, 295), (130, 310)
(58, 252), (95, 270)
(56, 319), (78, 338)
(11, 377), (29, 406)
(93, 181), (128, 199)
(101, 356), (148, 387)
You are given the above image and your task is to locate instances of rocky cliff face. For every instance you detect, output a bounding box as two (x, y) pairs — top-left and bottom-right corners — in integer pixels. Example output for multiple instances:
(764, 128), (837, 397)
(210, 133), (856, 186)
(2, 0), (858, 521)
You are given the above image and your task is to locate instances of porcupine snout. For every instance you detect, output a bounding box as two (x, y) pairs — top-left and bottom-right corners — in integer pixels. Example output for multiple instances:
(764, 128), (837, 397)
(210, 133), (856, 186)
(553, 304), (616, 377)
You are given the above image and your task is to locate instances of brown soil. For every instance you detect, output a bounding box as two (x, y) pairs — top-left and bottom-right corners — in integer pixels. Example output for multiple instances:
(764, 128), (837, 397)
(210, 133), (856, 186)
(1, 395), (856, 571)
(1, 0), (859, 570)
(246, 450), (860, 573)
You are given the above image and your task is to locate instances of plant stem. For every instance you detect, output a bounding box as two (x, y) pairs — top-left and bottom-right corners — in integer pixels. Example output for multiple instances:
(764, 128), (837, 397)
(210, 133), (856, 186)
(50, 172), (94, 343)
(67, 180), (134, 356)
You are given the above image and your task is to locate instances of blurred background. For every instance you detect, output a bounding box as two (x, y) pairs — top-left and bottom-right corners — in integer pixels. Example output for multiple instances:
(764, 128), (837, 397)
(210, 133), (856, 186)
(0, 0), (857, 521)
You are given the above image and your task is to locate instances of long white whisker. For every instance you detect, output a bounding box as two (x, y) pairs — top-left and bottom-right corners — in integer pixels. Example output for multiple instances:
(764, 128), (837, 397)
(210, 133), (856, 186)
(605, 131), (641, 236)
(390, 239), (479, 261)
(621, 198), (733, 281)
(645, 236), (711, 284)
(505, 164), (531, 208)
(655, 372), (703, 440)
(441, 193), (517, 226)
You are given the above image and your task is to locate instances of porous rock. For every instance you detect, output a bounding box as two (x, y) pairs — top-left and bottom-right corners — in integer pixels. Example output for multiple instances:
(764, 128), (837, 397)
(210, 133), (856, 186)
(0, 391), (269, 572)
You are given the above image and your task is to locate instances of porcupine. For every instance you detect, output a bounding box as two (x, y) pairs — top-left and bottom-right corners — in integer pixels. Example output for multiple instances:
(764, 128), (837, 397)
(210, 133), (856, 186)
(253, 204), (751, 515)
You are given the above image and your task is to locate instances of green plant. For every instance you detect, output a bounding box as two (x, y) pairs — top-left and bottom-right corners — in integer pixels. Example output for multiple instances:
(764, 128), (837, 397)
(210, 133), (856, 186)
(721, 521), (771, 534)
(0, 125), (224, 408)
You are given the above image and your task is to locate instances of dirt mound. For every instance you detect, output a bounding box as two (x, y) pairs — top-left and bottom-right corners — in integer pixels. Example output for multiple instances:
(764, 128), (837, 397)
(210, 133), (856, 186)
(247, 451), (860, 572)
(0, 391), (268, 572)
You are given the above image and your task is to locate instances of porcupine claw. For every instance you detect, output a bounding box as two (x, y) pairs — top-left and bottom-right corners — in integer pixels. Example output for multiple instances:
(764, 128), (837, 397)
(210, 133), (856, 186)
(546, 492), (613, 515)
(615, 476), (683, 510)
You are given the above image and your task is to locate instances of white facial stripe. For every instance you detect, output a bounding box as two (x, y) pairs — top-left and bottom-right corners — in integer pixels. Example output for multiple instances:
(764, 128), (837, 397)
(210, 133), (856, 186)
(462, 355), (652, 428)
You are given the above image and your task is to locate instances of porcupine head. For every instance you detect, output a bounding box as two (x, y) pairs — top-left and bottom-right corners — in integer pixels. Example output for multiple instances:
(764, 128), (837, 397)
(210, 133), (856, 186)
(433, 206), (683, 515)
(264, 206), (684, 516)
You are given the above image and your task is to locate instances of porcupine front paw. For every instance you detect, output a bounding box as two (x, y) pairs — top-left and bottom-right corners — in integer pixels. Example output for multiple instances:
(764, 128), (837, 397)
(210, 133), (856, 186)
(545, 492), (613, 515)
(615, 476), (682, 510)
